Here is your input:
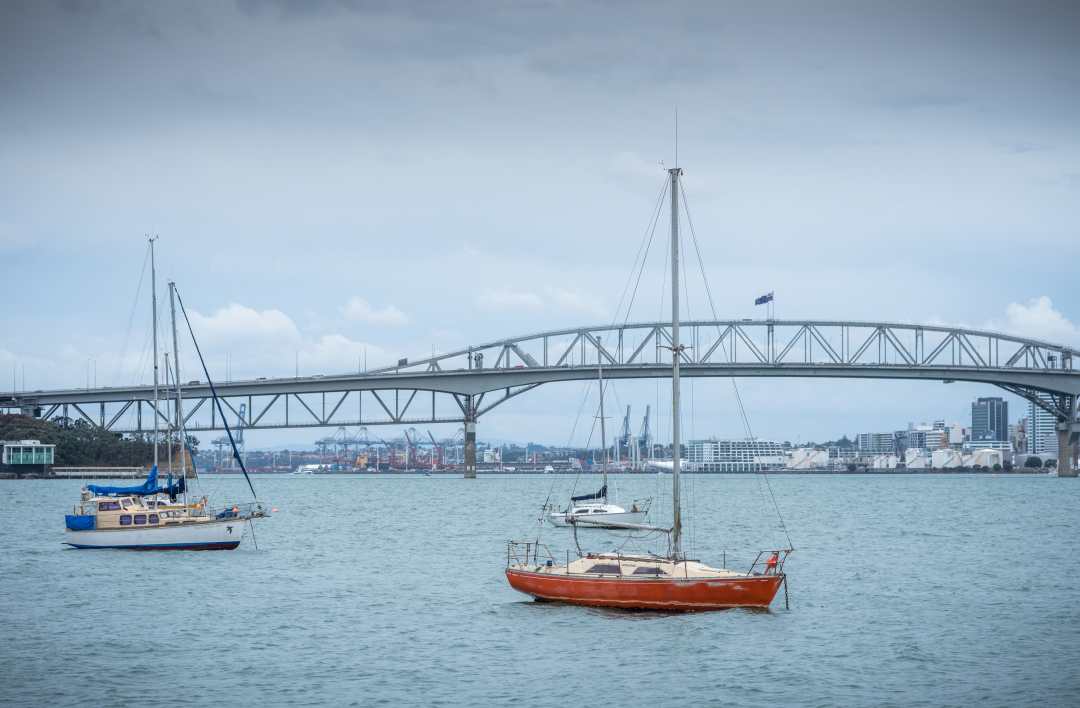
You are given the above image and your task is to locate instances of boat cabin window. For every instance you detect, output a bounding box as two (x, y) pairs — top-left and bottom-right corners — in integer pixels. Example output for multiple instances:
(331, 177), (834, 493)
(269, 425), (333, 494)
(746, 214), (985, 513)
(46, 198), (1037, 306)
(632, 566), (668, 576)
(134, 514), (147, 525)
(120, 515), (132, 526)
(586, 564), (622, 575)
(572, 509), (586, 515)
(98, 501), (121, 511)
(148, 514), (159, 524)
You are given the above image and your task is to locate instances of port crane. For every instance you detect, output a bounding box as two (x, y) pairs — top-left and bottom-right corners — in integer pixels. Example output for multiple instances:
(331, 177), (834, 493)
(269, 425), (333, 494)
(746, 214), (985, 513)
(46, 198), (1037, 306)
(212, 403), (246, 469)
(639, 404), (652, 462)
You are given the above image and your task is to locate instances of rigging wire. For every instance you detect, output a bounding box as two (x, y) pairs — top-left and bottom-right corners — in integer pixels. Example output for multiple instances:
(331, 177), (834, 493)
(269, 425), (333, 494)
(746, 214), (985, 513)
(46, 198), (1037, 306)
(173, 286), (258, 501)
(680, 181), (755, 440)
(681, 177), (794, 551)
(610, 177), (670, 327)
(114, 244), (152, 385)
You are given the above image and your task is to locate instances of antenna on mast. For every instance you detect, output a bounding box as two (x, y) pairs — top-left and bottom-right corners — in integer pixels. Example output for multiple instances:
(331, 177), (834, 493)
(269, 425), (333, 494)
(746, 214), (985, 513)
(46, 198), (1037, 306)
(674, 105), (679, 167)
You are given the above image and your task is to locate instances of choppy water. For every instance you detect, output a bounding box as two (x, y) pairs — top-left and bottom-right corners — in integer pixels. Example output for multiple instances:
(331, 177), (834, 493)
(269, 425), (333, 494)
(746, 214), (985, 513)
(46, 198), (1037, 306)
(2, 473), (1078, 707)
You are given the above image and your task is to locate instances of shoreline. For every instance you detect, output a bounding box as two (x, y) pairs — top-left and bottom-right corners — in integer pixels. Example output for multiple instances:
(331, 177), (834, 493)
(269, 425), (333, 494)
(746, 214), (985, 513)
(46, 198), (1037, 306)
(4, 469), (1058, 479)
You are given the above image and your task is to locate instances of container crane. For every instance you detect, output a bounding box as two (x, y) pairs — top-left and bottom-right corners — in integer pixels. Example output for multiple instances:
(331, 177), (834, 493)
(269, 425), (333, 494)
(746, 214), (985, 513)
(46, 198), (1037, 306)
(639, 404), (651, 462)
(427, 430), (441, 470)
(212, 403), (247, 470)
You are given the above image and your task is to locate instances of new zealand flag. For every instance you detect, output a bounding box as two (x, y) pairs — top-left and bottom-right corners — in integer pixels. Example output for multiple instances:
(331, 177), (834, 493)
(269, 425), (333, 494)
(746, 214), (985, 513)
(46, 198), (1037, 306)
(754, 292), (774, 306)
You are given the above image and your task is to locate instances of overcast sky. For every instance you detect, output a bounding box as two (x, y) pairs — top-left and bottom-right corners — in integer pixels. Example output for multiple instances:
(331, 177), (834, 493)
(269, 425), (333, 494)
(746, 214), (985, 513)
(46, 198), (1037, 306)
(2, 0), (1078, 448)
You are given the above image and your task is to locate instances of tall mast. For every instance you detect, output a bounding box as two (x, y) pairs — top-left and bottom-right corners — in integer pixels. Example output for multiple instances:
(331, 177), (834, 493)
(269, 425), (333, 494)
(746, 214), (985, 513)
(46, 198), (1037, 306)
(164, 352), (172, 475)
(149, 236), (160, 470)
(669, 166), (683, 558)
(168, 281), (189, 509)
(598, 339), (608, 500)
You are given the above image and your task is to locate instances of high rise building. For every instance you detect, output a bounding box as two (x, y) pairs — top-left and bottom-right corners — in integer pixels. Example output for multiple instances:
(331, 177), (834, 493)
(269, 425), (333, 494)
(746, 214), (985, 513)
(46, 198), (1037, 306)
(971, 397), (1008, 442)
(1029, 399), (1059, 459)
(857, 432), (895, 454)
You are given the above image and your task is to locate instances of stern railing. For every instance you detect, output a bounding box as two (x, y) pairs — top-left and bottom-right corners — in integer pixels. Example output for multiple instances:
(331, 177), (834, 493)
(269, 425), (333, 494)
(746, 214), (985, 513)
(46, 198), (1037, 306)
(748, 549), (792, 576)
(507, 540), (557, 567)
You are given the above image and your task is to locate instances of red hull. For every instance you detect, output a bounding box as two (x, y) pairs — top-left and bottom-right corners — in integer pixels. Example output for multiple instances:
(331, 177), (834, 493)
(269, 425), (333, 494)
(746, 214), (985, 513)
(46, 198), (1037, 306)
(506, 568), (784, 611)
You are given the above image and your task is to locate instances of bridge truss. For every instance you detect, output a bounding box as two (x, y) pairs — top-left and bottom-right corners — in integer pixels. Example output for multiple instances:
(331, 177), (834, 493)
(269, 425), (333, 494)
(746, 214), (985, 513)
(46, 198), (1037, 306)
(3, 320), (1079, 437)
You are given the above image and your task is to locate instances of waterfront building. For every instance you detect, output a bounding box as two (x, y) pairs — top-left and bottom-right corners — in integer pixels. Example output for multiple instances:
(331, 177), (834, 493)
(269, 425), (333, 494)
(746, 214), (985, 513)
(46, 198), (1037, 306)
(971, 397), (1008, 442)
(686, 439), (786, 472)
(1029, 399), (1059, 460)
(1, 439), (55, 467)
(856, 432), (895, 454)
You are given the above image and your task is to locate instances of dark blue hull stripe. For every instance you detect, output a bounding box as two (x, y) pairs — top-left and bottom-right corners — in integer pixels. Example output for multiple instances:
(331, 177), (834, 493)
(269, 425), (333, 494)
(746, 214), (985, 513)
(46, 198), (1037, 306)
(64, 541), (240, 550)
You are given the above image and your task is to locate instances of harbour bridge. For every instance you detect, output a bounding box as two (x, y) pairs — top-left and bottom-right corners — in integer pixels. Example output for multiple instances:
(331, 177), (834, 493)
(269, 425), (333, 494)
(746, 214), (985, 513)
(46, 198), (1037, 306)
(3, 319), (1079, 476)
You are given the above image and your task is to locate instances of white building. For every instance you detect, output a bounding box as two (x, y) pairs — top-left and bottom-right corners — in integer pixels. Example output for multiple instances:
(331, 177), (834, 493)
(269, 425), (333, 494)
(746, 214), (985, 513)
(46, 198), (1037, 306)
(1, 440), (56, 466)
(686, 439), (786, 472)
(1029, 399), (1058, 461)
(856, 432), (895, 454)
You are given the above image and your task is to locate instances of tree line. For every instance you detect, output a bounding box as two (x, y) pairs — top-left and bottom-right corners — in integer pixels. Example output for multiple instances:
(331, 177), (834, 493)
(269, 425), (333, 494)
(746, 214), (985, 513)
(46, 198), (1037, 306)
(1, 414), (198, 471)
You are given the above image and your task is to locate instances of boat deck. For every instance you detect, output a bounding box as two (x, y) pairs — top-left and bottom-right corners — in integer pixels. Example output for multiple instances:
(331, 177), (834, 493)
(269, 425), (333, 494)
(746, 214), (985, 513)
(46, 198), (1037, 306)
(512, 554), (746, 580)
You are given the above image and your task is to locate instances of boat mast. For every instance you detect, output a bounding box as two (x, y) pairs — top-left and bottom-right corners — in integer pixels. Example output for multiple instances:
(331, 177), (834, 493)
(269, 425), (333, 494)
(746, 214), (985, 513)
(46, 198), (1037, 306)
(597, 338), (608, 501)
(164, 352), (173, 475)
(168, 281), (189, 510)
(669, 166), (683, 559)
(149, 235), (160, 470)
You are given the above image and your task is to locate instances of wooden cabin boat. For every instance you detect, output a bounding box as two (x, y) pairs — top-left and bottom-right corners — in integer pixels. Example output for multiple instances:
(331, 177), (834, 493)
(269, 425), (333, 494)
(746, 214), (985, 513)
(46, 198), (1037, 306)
(64, 469), (263, 550)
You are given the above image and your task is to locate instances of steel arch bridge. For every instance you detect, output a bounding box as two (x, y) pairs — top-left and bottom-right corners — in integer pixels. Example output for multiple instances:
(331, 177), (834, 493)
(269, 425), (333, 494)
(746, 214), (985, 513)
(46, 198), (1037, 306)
(3, 320), (1079, 441)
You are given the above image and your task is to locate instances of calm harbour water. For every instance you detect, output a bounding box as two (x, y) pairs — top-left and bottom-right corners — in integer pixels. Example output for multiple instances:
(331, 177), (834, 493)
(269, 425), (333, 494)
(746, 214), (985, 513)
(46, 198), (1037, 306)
(2, 473), (1079, 707)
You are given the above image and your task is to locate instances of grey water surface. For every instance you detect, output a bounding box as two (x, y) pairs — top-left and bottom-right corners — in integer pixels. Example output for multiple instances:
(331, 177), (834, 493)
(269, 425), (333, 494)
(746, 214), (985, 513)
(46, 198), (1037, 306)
(2, 473), (1078, 707)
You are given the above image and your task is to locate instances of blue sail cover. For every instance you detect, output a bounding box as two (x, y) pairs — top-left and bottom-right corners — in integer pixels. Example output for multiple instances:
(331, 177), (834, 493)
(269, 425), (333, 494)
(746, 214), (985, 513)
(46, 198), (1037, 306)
(571, 484), (607, 502)
(86, 465), (186, 497)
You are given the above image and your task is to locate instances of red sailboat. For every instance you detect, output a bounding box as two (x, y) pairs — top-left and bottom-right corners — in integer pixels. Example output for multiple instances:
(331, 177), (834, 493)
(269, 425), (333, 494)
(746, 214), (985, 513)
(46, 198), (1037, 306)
(506, 165), (791, 611)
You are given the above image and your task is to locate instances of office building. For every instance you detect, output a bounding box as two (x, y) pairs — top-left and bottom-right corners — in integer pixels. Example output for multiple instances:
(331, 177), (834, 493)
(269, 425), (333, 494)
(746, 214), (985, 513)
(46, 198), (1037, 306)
(971, 397), (1008, 442)
(1029, 399), (1059, 459)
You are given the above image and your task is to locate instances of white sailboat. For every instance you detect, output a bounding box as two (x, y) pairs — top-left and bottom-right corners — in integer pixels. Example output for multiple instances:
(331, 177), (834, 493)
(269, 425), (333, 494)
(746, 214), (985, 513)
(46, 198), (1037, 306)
(549, 345), (651, 527)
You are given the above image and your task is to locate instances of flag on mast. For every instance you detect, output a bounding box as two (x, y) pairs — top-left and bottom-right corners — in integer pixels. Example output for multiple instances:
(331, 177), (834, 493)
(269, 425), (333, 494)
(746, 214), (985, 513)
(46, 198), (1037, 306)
(754, 291), (774, 306)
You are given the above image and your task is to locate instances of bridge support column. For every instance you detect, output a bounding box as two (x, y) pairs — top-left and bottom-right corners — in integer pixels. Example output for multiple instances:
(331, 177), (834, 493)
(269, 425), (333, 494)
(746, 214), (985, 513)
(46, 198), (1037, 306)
(1054, 394), (1079, 476)
(463, 395), (477, 479)
(1056, 426), (1076, 477)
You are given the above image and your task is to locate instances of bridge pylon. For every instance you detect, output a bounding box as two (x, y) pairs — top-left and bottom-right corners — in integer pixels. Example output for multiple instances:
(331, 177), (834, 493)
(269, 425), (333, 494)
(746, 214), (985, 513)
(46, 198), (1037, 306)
(1058, 395), (1080, 477)
(463, 395), (477, 479)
